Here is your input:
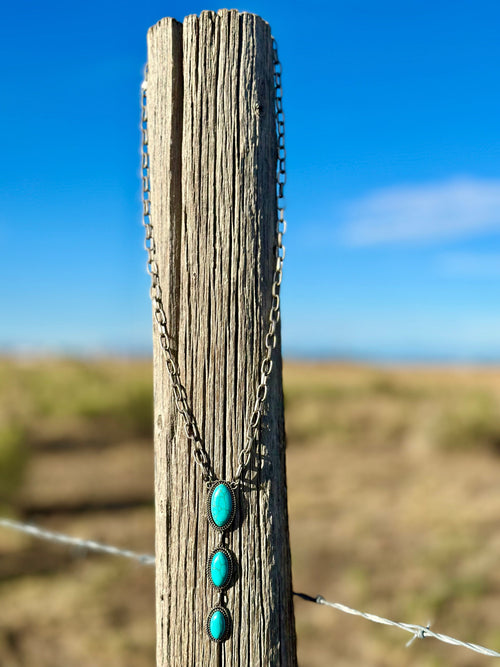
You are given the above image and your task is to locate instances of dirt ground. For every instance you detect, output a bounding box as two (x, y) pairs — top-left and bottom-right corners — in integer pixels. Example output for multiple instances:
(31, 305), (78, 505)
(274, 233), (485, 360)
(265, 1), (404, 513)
(1, 358), (500, 666)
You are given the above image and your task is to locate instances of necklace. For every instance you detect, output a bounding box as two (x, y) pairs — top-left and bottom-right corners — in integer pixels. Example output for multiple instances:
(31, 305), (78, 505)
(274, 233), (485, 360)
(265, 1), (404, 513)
(141, 37), (286, 644)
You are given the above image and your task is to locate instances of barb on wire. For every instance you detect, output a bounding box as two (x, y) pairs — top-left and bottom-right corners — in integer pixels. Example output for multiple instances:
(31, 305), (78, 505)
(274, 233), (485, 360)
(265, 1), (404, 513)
(294, 592), (500, 659)
(1, 519), (499, 659)
(0, 518), (155, 566)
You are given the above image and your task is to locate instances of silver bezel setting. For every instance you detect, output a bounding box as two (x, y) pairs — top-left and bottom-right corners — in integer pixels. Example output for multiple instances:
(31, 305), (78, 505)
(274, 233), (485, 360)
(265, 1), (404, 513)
(207, 546), (234, 590)
(207, 481), (236, 532)
(207, 605), (231, 643)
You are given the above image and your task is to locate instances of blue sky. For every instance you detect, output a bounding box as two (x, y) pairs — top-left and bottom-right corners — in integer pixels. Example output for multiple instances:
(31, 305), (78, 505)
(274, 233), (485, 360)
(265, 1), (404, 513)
(1, 1), (500, 360)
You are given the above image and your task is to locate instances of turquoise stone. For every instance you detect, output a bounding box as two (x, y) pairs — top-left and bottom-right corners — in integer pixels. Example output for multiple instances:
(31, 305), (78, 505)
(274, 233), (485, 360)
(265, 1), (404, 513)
(210, 550), (229, 588)
(209, 610), (226, 641)
(210, 483), (233, 528)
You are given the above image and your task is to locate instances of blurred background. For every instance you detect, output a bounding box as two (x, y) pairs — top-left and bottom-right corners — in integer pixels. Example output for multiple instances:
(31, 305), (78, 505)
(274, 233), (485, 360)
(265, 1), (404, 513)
(1, 1), (500, 665)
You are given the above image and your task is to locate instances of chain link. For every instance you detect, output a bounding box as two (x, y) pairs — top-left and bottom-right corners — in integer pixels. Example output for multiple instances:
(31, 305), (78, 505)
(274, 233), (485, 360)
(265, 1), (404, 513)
(141, 38), (286, 485)
(141, 75), (211, 482)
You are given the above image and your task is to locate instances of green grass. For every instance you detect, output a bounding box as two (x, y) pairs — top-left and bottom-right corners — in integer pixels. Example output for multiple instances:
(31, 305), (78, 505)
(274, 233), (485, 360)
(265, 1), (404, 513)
(0, 357), (153, 506)
(0, 423), (27, 504)
(0, 357), (153, 442)
(434, 391), (500, 452)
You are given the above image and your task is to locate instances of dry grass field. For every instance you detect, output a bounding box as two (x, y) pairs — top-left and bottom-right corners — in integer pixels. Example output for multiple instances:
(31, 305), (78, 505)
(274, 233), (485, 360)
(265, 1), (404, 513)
(1, 357), (500, 666)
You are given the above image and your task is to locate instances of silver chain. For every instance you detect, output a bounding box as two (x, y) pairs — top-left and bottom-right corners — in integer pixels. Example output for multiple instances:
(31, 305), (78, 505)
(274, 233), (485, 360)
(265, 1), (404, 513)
(141, 39), (286, 485)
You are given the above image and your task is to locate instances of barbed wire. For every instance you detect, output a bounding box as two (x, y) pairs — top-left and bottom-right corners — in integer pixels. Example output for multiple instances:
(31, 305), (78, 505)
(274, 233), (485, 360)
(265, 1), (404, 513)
(294, 592), (500, 658)
(0, 518), (155, 566)
(1, 518), (499, 658)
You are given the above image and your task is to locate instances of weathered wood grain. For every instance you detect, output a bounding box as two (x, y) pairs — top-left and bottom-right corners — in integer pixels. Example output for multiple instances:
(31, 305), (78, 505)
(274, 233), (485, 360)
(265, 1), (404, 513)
(147, 10), (297, 665)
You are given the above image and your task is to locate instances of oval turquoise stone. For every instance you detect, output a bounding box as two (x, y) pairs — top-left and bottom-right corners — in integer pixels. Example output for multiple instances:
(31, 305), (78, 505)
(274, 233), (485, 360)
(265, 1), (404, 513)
(210, 550), (229, 588)
(209, 610), (226, 641)
(210, 483), (233, 528)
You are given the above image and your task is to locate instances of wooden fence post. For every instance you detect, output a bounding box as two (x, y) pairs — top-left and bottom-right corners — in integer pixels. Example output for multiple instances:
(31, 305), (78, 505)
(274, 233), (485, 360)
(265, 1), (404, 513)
(147, 10), (297, 665)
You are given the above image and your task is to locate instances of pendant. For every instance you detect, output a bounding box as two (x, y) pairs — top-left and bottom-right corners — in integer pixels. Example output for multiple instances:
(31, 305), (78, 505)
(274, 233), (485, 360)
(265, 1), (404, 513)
(206, 481), (237, 642)
(207, 481), (236, 532)
(207, 546), (233, 589)
(207, 606), (231, 643)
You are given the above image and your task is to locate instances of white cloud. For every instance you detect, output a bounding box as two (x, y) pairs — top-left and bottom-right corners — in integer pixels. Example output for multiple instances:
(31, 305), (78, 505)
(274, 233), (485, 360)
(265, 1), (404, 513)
(340, 177), (500, 245)
(438, 251), (500, 278)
